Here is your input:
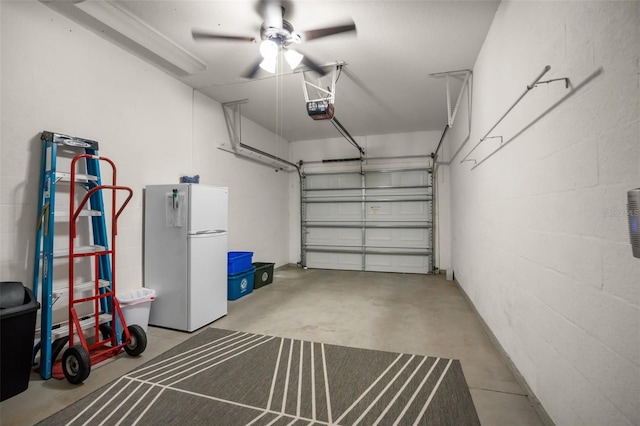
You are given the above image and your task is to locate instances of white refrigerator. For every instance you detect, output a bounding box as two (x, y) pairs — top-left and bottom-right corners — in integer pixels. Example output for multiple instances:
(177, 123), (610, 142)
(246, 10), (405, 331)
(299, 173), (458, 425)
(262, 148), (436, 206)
(144, 184), (228, 332)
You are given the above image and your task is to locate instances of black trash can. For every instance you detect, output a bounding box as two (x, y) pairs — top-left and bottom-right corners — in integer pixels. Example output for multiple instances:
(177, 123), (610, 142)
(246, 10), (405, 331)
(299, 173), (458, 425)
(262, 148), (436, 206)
(0, 281), (40, 401)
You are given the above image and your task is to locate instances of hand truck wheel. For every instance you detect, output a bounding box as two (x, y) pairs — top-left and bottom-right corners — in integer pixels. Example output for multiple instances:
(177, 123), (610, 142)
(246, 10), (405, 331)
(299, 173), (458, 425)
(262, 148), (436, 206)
(122, 325), (147, 356)
(99, 323), (113, 340)
(32, 336), (69, 366)
(62, 345), (91, 384)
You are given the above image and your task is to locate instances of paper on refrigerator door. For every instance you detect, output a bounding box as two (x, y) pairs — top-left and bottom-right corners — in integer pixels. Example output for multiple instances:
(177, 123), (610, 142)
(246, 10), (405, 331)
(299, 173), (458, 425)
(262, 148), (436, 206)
(165, 191), (186, 227)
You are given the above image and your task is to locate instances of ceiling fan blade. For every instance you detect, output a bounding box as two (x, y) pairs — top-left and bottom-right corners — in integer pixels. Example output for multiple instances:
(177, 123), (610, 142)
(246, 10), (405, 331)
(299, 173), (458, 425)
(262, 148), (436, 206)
(242, 59), (264, 79)
(192, 29), (256, 43)
(301, 21), (356, 42)
(300, 53), (327, 76)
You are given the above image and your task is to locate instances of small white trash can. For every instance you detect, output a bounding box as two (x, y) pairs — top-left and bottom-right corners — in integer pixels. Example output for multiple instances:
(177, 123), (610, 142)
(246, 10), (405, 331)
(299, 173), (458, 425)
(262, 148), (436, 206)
(119, 288), (156, 333)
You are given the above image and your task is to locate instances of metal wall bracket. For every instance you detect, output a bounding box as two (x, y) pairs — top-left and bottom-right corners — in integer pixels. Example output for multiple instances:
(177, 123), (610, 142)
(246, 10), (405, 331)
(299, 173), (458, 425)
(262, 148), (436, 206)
(220, 99), (300, 173)
(301, 63), (343, 103)
(300, 63), (365, 158)
(221, 99), (248, 151)
(429, 69), (472, 127)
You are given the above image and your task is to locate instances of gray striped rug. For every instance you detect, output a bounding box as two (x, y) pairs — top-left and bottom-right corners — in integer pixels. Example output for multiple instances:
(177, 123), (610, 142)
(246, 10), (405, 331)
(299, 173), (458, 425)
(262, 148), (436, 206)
(42, 328), (480, 425)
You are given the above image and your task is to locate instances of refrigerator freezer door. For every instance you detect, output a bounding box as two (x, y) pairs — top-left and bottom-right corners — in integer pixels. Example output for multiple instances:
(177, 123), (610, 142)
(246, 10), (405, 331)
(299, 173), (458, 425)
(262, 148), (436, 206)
(189, 185), (228, 233)
(145, 183), (228, 332)
(187, 232), (228, 331)
(145, 185), (189, 330)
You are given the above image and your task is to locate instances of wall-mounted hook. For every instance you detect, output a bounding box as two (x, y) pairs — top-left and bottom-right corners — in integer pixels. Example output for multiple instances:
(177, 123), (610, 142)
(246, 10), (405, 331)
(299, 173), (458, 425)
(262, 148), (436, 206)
(461, 65), (552, 166)
(484, 135), (504, 145)
(531, 77), (570, 89)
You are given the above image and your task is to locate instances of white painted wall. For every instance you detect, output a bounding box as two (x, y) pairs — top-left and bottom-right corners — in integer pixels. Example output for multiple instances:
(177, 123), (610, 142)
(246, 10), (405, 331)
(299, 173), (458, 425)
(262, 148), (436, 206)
(288, 131), (445, 266)
(192, 92), (291, 265)
(0, 1), (291, 300)
(444, 2), (640, 424)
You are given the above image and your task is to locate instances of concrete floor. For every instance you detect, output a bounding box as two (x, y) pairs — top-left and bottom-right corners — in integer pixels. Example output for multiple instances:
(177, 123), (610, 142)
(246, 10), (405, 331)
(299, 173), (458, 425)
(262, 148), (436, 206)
(0, 267), (544, 425)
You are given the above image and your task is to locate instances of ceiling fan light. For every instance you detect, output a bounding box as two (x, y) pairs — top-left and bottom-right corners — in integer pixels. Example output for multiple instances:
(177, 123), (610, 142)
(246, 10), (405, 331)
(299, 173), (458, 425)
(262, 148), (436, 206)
(259, 39), (279, 59)
(285, 49), (304, 69)
(259, 57), (277, 74)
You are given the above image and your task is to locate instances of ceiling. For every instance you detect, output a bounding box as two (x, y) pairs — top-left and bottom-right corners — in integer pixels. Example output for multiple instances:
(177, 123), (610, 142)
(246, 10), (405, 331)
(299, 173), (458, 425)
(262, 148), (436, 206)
(44, 0), (499, 142)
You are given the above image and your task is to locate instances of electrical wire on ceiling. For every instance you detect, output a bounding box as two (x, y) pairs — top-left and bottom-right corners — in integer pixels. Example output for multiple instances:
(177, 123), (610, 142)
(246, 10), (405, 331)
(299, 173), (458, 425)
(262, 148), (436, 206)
(335, 65), (343, 84)
(275, 51), (283, 165)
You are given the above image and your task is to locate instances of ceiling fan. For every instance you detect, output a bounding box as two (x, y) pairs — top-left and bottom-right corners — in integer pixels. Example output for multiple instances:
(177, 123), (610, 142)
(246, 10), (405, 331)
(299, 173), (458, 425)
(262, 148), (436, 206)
(192, 0), (356, 79)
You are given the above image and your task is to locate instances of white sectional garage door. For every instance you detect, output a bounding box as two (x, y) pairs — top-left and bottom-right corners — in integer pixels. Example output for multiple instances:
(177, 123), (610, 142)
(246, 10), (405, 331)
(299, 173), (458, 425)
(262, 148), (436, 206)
(301, 168), (433, 274)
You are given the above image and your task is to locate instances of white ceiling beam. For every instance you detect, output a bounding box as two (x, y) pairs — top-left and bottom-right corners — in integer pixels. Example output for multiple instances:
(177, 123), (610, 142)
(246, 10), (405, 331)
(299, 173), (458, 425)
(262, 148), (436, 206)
(43, 0), (207, 75)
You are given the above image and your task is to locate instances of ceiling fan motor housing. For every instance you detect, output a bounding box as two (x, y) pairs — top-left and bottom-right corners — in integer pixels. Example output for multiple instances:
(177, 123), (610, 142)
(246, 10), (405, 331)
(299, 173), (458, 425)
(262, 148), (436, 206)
(261, 20), (299, 46)
(192, 1), (355, 79)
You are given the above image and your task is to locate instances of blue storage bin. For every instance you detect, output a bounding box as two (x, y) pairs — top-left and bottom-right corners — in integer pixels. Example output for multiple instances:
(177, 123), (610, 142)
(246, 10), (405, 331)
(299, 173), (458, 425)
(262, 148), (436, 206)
(228, 267), (255, 300)
(180, 175), (199, 183)
(228, 251), (253, 274)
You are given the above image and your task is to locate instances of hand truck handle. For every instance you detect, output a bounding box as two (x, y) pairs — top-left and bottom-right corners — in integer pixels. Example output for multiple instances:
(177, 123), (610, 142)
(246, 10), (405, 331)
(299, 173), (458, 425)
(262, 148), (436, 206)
(71, 185), (133, 236)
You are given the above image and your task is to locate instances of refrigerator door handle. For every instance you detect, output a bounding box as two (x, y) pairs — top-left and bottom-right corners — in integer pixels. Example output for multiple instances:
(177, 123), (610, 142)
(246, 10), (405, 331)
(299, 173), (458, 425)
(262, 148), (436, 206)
(190, 229), (227, 236)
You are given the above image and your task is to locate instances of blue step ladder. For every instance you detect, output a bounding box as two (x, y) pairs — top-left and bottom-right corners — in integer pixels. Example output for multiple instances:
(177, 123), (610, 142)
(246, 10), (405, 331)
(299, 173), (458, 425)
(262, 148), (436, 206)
(33, 131), (113, 380)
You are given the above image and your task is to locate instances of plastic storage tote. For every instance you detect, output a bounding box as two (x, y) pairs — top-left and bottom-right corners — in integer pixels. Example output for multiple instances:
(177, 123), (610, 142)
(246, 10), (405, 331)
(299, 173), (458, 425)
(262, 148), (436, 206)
(228, 251), (253, 274)
(119, 288), (156, 332)
(228, 267), (255, 300)
(0, 281), (40, 401)
(253, 262), (275, 289)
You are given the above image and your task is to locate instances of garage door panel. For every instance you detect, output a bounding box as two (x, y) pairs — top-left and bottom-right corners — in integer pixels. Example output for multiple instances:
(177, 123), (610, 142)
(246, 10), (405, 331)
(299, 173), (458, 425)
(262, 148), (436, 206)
(302, 169), (433, 274)
(307, 189), (361, 198)
(305, 174), (361, 190)
(365, 228), (393, 244)
(306, 203), (332, 218)
(365, 254), (431, 274)
(367, 187), (431, 196)
(365, 202), (431, 221)
(366, 170), (429, 187)
(338, 203), (361, 216)
(307, 202), (361, 221)
(306, 252), (361, 270)
(396, 201), (429, 216)
(399, 171), (430, 187)
(307, 227), (361, 246)
(366, 173), (393, 187)
(366, 228), (431, 248)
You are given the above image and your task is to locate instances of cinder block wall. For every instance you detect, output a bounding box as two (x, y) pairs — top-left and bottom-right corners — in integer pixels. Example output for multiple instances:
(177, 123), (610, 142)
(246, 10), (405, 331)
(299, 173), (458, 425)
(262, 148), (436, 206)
(0, 2), (292, 293)
(445, 2), (639, 424)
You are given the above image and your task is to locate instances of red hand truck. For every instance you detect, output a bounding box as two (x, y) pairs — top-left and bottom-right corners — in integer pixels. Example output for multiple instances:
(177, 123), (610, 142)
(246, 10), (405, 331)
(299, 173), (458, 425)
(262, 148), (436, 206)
(56, 154), (146, 384)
